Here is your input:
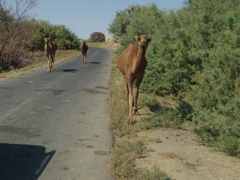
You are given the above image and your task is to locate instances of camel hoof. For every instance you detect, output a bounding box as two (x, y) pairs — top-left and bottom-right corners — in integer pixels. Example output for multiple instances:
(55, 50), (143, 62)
(133, 108), (140, 116)
(127, 116), (135, 124)
(134, 112), (140, 116)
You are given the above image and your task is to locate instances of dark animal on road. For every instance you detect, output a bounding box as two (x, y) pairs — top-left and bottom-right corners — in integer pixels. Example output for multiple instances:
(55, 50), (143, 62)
(44, 37), (58, 72)
(80, 40), (88, 63)
(117, 35), (152, 124)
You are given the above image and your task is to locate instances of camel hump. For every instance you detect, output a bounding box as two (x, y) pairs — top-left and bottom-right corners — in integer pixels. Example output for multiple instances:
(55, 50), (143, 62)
(129, 40), (136, 45)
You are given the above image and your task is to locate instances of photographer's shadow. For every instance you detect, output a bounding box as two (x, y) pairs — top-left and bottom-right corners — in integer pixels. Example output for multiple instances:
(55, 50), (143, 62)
(0, 143), (55, 180)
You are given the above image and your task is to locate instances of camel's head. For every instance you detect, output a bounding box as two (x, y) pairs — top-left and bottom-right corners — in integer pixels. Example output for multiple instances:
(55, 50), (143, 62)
(44, 37), (52, 44)
(135, 35), (152, 48)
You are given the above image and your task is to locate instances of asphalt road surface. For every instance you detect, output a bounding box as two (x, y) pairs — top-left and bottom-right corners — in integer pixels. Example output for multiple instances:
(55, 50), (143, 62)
(0, 47), (114, 180)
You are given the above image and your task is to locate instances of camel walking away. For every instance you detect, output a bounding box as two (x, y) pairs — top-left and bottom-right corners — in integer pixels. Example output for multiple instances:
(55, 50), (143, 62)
(44, 37), (58, 72)
(80, 40), (88, 63)
(117, 35), (152, 124)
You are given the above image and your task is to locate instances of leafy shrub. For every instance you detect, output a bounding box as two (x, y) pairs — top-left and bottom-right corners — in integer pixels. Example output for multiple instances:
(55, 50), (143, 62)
(217, 135), (240, 156)
(110, 0), (240, 156)
(90, 32), (105, 42)
(30, 20), (80, 50)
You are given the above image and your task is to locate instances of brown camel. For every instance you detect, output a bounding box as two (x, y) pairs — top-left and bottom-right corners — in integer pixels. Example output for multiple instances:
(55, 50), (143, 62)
(80, 40), (88, 63)
(44, 37), (58, 72)
(117, 35), (152, 124)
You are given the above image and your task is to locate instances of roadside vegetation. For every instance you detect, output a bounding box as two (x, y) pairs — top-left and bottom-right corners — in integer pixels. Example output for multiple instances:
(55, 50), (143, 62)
(107, 0), (240, 179)
(109, 0), (240, 157)
(0, 0), (80, 73)
(1, 0), (240, 179)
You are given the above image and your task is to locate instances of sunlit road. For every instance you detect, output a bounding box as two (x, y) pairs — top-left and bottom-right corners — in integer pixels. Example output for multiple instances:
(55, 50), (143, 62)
(0, 47), (114, 180)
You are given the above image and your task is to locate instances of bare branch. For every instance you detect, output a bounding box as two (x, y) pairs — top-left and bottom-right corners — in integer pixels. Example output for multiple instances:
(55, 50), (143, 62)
(15, 0), (37, 22)
(0, 0), (38, 71)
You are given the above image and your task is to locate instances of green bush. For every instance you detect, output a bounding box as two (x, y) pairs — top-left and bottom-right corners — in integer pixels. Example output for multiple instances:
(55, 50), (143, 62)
(109, 0), (240, 156)
(30, 20), (80, 50)
(217, 135), (240, 156)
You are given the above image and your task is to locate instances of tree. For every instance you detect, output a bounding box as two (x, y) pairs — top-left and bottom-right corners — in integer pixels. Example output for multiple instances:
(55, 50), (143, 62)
(90, 32), (105, 42)
(108, 10), (131, 36)
(0, 0), (37, 72)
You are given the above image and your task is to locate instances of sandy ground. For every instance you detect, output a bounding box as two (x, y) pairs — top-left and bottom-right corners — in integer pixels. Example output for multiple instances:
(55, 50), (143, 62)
(136, 128), (240, 180)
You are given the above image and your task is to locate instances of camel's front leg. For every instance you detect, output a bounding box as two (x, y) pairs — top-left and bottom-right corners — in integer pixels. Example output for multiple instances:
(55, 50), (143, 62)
(127, 80), (134, 124)
(83, 54), (86, 63)
(47, 55), (51, 72)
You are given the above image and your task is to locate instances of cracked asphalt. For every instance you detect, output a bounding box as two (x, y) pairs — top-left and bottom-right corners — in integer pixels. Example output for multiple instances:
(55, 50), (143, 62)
(0, 47), (114, 180)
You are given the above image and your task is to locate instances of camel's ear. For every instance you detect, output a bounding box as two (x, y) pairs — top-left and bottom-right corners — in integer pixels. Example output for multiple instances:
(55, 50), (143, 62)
(135, 36), (140, 41)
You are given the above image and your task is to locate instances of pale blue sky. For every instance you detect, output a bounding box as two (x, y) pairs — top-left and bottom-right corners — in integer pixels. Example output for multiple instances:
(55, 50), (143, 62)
(7, 0), (185, 39)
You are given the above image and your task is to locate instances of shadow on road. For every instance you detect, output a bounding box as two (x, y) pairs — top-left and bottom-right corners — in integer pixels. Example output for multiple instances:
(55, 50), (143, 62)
(90, 62), (101, 64)
(0, 143), (55, 180)
(61, 69), (78, 73)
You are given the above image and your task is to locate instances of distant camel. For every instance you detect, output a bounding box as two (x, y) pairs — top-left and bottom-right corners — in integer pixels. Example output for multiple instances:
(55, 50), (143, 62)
(80, 40), (88, 63)
(117, 35), (152, 124)
(44, 37), (58, 72)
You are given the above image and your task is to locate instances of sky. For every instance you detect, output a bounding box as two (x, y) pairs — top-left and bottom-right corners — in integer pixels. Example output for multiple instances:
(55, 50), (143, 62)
(7, 0), (185, 39)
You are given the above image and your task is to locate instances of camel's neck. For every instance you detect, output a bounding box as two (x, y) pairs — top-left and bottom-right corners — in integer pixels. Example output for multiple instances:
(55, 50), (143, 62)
(136, 46), (146, 61)
(47, 41), (53, 49)
(132, 46), (147, 73)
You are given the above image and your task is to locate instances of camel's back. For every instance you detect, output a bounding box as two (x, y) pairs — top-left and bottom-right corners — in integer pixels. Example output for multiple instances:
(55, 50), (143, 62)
(81, 42), (88, 52)
(52, 41), (57, 51)
(117, 41), (137, 74)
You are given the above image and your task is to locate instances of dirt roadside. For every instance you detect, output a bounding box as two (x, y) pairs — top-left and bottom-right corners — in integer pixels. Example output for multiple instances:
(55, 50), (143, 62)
(136, 128), (240, 180)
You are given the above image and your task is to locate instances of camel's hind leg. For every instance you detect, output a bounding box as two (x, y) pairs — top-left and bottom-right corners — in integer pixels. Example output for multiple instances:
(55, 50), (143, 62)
(85, 51), (87, 63)
(133, 75), (143, 116)
(83, 52), (87, 63)
(125, 81), (129, 107)
(126, 78), (135, 124)
(82, 52), (85, 63)
(51, 55), (55, 71)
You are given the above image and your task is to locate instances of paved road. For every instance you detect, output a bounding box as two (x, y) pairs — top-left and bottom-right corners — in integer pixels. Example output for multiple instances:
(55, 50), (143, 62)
(0, 47), (114, 180)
